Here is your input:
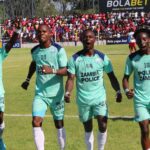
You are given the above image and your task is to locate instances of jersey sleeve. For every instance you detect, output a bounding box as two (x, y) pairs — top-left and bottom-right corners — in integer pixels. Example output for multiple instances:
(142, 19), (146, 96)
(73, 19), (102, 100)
(67, 57), (75, 75)
(0, 47), (8, 61)
(124, 56), (133, 76)
(103, 55), (113, 73)
(58, 48), (67, 68)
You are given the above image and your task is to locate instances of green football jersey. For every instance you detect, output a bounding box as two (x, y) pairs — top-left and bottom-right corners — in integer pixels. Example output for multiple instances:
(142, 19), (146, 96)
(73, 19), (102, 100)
(67, 50), (113, 105)
(124, 51), (150, 103)
(31, 43), (67, 97)
(0, 47), (8, 97)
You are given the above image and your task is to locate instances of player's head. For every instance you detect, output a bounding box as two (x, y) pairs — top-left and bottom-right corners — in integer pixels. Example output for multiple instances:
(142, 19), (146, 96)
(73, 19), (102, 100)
(133, 25), (150, 52)
(80, 29), (96, 50)
(37, 24), (51, 44)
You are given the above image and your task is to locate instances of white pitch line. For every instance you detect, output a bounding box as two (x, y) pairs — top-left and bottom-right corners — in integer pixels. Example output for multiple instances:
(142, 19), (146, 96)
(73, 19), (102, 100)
(4, 114), (134, 119)
(4, 114), (78, 118)
(4, 65), (20, 68)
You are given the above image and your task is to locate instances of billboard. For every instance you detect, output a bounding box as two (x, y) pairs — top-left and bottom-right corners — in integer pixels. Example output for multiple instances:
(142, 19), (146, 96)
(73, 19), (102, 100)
(106, 37), (128, 44)
(99, 0), (150, 12)
(2, 39), (21, 48)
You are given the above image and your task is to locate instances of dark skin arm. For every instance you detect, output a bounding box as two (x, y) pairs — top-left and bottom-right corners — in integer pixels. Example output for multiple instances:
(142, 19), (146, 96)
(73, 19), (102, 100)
(21, 61), (36, 90)
(5, 20), (21, 53)
(107, 71), (122, 102)
(64, 72), (75, 103)
(122, 74), (134, 99)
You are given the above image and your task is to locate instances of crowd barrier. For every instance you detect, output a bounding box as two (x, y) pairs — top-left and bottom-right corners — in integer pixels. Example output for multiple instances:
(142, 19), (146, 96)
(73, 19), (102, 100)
(1, 38), (128, 49)
(21, 40), (107, 48)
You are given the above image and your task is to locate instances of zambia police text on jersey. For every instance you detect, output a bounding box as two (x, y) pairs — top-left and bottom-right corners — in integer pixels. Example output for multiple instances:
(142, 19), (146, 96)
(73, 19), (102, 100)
(67, 50), (113, 105)
(124, 50), (150, 103)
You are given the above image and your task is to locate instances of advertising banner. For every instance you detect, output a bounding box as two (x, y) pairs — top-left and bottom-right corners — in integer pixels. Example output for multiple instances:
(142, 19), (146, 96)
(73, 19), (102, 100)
(99, 0), (150, 12)
(106, 37), (128, 44)
(2, 39), (21, 48)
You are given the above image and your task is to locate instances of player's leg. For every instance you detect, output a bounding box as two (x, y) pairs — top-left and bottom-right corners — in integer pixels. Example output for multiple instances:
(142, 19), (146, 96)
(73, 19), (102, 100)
(51, 96), (66, 150)
(94, 101), (108, 150)
(134, 102), (150, 150)
(54, 120), (66, 150)
(96, 116), (107, 150)
(32, 96), (47, 150)
(139, 120), (150, 150)
(0, 97), (6, 150)
(78, 104), (94, 150)
(83, 119), (94, 150)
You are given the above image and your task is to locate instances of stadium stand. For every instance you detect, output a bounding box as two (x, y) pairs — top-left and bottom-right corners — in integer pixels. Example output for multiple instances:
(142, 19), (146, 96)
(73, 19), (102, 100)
(1, 11), (150, 43)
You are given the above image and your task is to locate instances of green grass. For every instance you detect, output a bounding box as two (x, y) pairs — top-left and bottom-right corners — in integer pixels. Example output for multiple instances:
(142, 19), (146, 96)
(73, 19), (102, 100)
(3, 44), (142, 150)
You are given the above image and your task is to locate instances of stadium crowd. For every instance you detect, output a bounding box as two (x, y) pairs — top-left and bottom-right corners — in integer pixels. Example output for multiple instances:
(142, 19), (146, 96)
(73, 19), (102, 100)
(2, 11), (150, 43)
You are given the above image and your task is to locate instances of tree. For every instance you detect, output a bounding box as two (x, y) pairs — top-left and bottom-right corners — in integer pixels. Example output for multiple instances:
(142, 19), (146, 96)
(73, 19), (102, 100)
(70, 0), (99, 14)
(35, 0), (58, 17)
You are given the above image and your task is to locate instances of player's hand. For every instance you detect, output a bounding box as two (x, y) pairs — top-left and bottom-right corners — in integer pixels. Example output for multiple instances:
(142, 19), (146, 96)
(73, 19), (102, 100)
(64, 91), (71, 103)
(42, 65), (53, 74)
(116, 91), (122, 103)
(21, 81), (29, 90)
(126, 89), (134, 99)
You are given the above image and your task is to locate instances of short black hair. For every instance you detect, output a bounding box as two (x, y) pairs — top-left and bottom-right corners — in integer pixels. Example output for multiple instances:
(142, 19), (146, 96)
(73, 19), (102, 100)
(133, 25), (150, 38)
(80, 29), (96, 41)
(82, 29), (95, 35)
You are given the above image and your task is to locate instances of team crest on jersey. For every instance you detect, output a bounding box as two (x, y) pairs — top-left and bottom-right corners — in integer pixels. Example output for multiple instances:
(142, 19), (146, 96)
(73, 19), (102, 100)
(76, 57), (83, 63)
(95, 58), (102, 63)
(50, 49), (56, 52)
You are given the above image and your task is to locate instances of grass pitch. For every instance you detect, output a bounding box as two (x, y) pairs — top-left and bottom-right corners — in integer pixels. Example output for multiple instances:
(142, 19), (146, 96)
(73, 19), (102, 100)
(3, 44), (141, 150)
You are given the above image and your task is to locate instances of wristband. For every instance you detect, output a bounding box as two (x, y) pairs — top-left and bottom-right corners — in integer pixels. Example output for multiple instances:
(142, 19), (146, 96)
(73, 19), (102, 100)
(52, 69), (57, 74)
(124, 88), (129, 94)
(116, 90), (121, 94)
(65, 91), (70, 96)
(26, 78), (30, 83)
(15, 29), (22, 34)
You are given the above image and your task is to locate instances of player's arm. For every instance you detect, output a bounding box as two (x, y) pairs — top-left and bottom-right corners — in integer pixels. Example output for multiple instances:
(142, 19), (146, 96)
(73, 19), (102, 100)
(107, 71), (122, 102)
(41, 65), (67, 76)
(5, 20), (21, 53)
(21, 61), (36, 90)
(64, 72), (75, 103)
(122, 74), (134, 99)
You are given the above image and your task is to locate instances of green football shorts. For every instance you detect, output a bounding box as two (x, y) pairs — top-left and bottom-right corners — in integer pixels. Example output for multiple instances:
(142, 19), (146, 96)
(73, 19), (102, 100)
(77, 101), (108, 122)
(134, 101), (150, 122)
(0, 97), (4, 112)
(32, 94), (64, 120)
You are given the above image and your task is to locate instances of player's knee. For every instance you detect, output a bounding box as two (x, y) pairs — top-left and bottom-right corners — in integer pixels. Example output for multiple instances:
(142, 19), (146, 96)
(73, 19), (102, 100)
(98, 122), (107, 132)
(32, 118), (42, 127)
(97, 116), (107, 132)
(139, 121), (150, 138)
(141, 126), (149, 137)
(54, 120), (64, 129)
(83, 120), (93, 132)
